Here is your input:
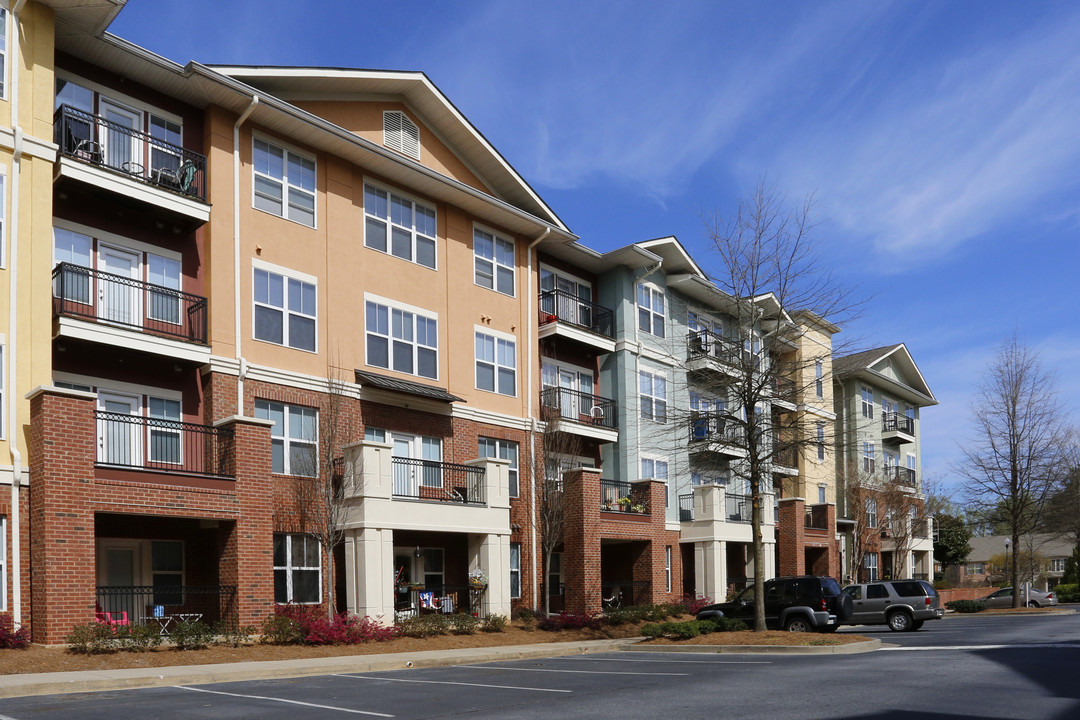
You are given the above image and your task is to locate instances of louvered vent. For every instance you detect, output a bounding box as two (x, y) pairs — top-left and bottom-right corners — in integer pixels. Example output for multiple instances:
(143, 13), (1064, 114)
(384, 111), (420, 160)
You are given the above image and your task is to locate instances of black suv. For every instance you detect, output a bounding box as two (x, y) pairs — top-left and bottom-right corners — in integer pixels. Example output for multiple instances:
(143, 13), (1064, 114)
(696, 576), (853, 632)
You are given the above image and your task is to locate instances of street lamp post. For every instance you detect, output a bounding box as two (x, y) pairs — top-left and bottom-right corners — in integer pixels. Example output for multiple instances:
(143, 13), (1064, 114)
(1004, 537), (1011, 586)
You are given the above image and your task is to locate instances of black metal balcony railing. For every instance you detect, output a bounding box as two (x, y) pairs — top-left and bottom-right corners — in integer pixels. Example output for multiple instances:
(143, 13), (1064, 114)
(726, 493), (752, 522)
(53, 263), (209, 344)
(805, 508), (829, 530)
(689, 413), (746, 445)
(540, 387), (617, 429)
(394, 583), (484, 618)
(600, 478), (651, 515)
(55, 104), (208, 202)
(538, 288), (614, 338)
(96, 585), (237, 629)
(773, 376), (797, 404)
(687, 329), (741, 366)
(773, 440), (798, 468)
(679, 493), (694, 522)
(391, 457), (486, 504)
(886, 466), (917, 487)
(882, 412), (915, 435)
(95, 411), (234, 478)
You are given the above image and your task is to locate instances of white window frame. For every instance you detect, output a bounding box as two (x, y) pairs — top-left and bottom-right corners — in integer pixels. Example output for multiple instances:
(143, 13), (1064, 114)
(510, 542), (522, 599)
(1050, 558), (1066, 573)
(0, 515), (6, 611)
(864, 553), (879, 582)
(0, 170), (6, 269)
(816, 422), (826, 461)
(473, 225), (516, 296)
(364, 295), (439, 380)
(479, 437), (519, 498)
(815, 359), (823, 398)
(0, 7), (7, 101)
(252, 136), (316, 228)
(641, 455), (669, 507)
(0, 342), (4, 441)
(969, 562), (984, 575)
(252, 262), (317, 353)
(866, 498), (878, 527)
(475, 328), (517, 396)
(383, 110), (420, 159)
(363, 180), (437, 270)
(860, 386), (874, 419)
(818, 485), (827, 504)
(665, 546), (672, 593)
(636, 283), (665, 338)
(639, 370), (667, 423)
(254, 399), (318, 477)
(863, 441), (875, 473)
(274, 533), (322, 604)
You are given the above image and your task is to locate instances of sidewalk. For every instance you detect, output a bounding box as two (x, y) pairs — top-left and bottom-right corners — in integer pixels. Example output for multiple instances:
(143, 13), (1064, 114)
(0, 636), (882, 700)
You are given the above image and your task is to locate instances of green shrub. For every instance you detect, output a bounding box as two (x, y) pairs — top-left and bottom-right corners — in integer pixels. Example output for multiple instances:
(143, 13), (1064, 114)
(398, 613), (451, 638)
(640, 622), (664, 638)
(65, 623), (118, 654)
(260, 613), (303, 645)
(481, 614), (507, 633)
(713, 617), (749, 632)
(169, 620), (214, 650)
(1053, 583), (1079, 603)
(946, 600), (987, 613)
(114, 623), (163, 652)
(215, 622), (256, 647)
(448, 613), (479, 635)
(664, 621), (700, 640)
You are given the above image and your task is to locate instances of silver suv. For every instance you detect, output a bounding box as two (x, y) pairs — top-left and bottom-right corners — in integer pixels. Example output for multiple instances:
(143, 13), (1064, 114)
(842, 579), (943, 632)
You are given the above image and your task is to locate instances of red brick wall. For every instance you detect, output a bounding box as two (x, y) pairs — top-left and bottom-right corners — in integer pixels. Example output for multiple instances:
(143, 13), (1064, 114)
(777, 498), (806, 576)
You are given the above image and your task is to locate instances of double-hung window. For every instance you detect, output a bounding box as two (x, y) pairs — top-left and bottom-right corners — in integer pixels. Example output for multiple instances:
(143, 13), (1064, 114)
(364, 183), (436, 269)
(253, 267), (316, 352)
(0, 8), (6, 99)
(151, 540), (184, 605)
(637, 283), (665, 337)
(478, 438), (519, 497)
(274, 533), (321, 604)
(665, 546), (672, 593)
(864, 553), (879, 582)
(815, 360), (824, 397)
(253, 138), (316, 227)
(475, 332), (516, 395)
(509, 543), (521, 599)
(147, 396), (182, 465)
(365, 300), (438, 379)
(255, 399), (318, 476)
(860, 386), (874, 418)
(147, 254), (182, 325)
(0, 515), (5, 610)
(474, 228), (515, 295)
(0, 172), (5, 266)
(816, 422), (826, 460)
(863, 441), (875, 473)
(0, 346), (4, 440)
(639, 370), (667, 423)
(642, 457), (669, 506)
(1051, 558), (1066, 573)
(53, 228), (93, 304)
(865, 498), (878, 527)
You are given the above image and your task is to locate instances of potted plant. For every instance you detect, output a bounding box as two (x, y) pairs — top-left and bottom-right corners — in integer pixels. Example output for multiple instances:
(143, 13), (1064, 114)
(617, 496), (632, 512)
(631, 503), (646, 514)
(407, 581), (425, 591)
(468, 569), (489, 590)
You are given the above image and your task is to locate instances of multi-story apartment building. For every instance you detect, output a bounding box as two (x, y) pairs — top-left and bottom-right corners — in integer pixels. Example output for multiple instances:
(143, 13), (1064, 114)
(833, 344), (937, 583)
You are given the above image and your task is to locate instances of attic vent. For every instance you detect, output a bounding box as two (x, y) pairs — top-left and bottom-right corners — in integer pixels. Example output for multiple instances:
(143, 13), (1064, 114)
(384, 111), (420, 160)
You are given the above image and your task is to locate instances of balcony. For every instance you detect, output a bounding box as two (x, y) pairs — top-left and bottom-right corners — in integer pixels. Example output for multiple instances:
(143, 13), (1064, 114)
(600, 479), (651, 516)
(772, 440), (799, 475)
(95, 411), (234, 479)
(679, 493), (695, 521)
(688, 413), (747, 458)
(686, 330), (741, 378)
(391, 457), (486, 505)
(537, 289), (616, 353)
(53, 263), (210, 363)
(540, 387), (618, 443)
(772, 376), (797, 410)
(805, 505), (830, 530)
(881, 412), (915, 445)
(679, 484), (777, 545)
(54, 104), (209, 225)
(884, 466), (917, 488)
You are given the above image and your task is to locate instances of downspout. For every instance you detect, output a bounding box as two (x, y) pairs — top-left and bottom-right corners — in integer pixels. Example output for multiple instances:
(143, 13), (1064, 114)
(233, 97), (259, 411)
(525, 227), (549, 609)
(9, 0), (29, 628)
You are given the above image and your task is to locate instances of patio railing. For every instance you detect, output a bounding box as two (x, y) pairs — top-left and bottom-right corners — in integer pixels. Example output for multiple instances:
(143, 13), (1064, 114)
(391, 457), (486, 504)
(687, 329), (741, 366)
(726, 493), (752, 522)
(538, 288), (614, 338)
(882, 412), (915, 435)
(95, 411), (234, 478)
(689, 413), (746, 445)
(394, 583), (485, 619)
(539, 387), (617, 429)
(678, 493), (694, 521)
(600, 479), (651, 515)
(96, 585), (237, 629)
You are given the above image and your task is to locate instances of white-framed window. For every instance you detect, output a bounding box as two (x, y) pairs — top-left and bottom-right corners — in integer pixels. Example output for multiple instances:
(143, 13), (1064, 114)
(865, 498), (878, 527)
(860, 386), (874, 419)
(147, 396), (182, 465)
(0, 515), (6, 611)
(539, 267), (593, 327)
(363, 182), (436, 269)
(253, 137), (316, 227)
(665, 546), (672, 593)
(1050, 558), (1066, 573)
(478, 437), (519, 497)
(474, 227), (515, 295)
(383, 110), (420, 159)
(0, 344), (4, 440)
(818, 485), (827, 504)
(147, 254), (182, 325)
(882, 397), (895, 417)
(641, 456), (669, 506)
(254, 399), (317, 476)
(968, 562), (984, 575)
(510, 542), (522, 599)
(906, 453), (916, 471)
(253, 266), (317, 352)
(816, 422), (826, 461)
(692, 470), (731, 486)
(863, 441), (875, 473)
(815, 360), (823, 398)
(365, 299), (438, 379)
(864, 553), (879, 582)
(541, 361), (597, 420)
(636, 283), (665, 338)
(0, 171), (6, 268)
(0, 7), (7, 100)
(274, 533), (321, 604)
(475, 331), (516, 396)
(639, 370), (667, 423)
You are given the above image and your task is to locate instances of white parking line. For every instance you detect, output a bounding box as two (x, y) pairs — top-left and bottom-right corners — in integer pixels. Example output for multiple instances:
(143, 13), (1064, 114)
(553, 657), (770, 664)
(458, 665), (688, 676)
(334, 674), (571, 693)
(882, 643), (1080, 651)
(175, 686), (394, 716)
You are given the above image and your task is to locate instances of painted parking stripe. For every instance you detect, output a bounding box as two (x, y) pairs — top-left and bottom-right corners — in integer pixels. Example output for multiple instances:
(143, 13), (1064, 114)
(175, 686), (393, 716)
(334, 674), (571, 693)
(883, 643), (1080, 651)
(551, 657), (770, 664)
(458, 665), (688, 676)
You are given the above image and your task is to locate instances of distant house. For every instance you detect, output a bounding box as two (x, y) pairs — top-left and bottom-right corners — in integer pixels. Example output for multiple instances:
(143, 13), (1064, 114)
(962, 534), (1073, 590)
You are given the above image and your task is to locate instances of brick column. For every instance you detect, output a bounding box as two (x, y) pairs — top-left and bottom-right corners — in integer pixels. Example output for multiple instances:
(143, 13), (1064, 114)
(562, 467), (601, 614)
(632, 480), (670, 604)
(777, 497), (805, 576)
(214, 416), (274, 628)
(27, 387), (98, 644)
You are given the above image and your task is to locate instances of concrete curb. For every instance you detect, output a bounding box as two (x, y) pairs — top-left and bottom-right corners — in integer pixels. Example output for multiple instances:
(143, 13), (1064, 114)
(623, 638), (883, 655)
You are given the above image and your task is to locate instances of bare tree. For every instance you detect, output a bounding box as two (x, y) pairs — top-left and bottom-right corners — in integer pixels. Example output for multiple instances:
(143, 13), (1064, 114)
(1041, 436), (1080, 562)
(959, 336), (1067, 607)
(699, 179), (860, 630)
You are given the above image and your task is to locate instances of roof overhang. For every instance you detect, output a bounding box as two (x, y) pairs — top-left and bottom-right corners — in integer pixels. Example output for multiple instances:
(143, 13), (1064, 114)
(354, 370), (463, 404)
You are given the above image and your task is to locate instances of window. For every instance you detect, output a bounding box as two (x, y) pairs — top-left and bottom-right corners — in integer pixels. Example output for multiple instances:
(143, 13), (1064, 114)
(364, 183), (436, 269)
(147, 254), (182, 325)
(548, 552), (562, 599)
(151, 540), (184, 605)
(641, 457), (669, 506)
(818, 485), (826, 504)
(478, 438), (519, 497)
(815, 360), (823, 398)
(539, 268), (593, 327)
(147, 396), (181, 465)
(53, 228), (92, 304)
(253, 138), (316, 227)
(863, 441), (875, 473)
(422, 548), (444, 591)
(906, 454), (916, 471)
(864, 553), (879, 582)
(1050, 558), (1066, 573)
(816, 423), (826, 461)
(255, 400), (317, 476)
(149, 114), (183, 175)
(860, 386), (874, 418)
(253, 267), (316, 351)
(475, 332), (516, 395)
(865, 498), (878, 527)
(882, 397), (895, 417)
(474, 228), (515, 295)
(510, 543), (522, 599)
(365, 300), (438, 379)
(0, 346), (3, 440)
(636, 283), (665, 338)
(383, 110), (420, 159)
(639, 371), (667, 423)
(0, 8), (6, 99)
(665, 546), (672, 593)
(968, 562), (984, 575)
(0, 515), (5, 611)
(274, 533), (321, 603)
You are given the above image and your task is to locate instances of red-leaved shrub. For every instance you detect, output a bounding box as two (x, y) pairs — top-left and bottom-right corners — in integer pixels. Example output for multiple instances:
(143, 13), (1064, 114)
(270, 605), (398, 645)
(0, 616), (31, 649)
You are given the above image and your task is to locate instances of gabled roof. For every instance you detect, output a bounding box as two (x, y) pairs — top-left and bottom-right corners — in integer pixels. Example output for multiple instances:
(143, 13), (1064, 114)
(834, 344), (937, 407)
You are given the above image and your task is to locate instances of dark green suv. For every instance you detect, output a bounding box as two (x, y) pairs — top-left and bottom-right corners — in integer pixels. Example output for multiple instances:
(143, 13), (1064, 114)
(696, 576), (853, 632)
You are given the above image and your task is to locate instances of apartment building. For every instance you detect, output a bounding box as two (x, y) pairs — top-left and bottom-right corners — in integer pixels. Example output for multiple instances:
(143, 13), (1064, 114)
(833, 345), (937, 583)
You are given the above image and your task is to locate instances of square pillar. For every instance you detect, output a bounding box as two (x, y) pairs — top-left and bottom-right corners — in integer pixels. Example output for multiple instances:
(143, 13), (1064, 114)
(470, 533), (511, 618)
(777, 497), (806, 576)
(694, 540), (727, 602)
(562, 467), (602, 614)
(344, 526), (395, 624)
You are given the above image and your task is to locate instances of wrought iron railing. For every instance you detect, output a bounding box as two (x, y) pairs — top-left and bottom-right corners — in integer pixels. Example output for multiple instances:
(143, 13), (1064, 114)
(773, 440), (798, 468)
(540, 387), (617, 429)
(687, 329), (741, 366)
(886, 466), (917, 487)
(53, 263), (208, 344)
(600, 478), (651, 515)
(882, 412), (915, 435)
(726, 493), (752, 522)
(679, 493), (694, 522)
(55, 104), (208, 202)
(773, 376), (797, 404)
(391, 457), (486, 504)
(601, 579), (650, 608)
(95, 411), (234, 478)
(96, 585), (237, 629)
(689, 412), (746, 445)
(538, 288), (614, 338)
(394, 583), (485, 618)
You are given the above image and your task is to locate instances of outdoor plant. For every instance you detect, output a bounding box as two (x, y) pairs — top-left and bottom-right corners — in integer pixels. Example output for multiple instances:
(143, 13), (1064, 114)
(537, 611), (604, 631)
(448, 613), (480, 635)
(260, 612), (303, 645)
(214, 622), (256, 648)
(398, 613), (451, 638)
(113, 623), (163, 652)
(1053, 583), (1079, 603)
(65, 622), (118, 654)
(946, 600), (988, 613)
(481, 614), (507, 633)
(170, 620), (215, 650)
(0, 616), (31, 650)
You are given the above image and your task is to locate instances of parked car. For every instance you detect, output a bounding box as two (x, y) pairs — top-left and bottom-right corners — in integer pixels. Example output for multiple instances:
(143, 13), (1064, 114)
(981, 587), (1058, 609)
(696, 576), (853, 632)
(841, 579), (944, 632)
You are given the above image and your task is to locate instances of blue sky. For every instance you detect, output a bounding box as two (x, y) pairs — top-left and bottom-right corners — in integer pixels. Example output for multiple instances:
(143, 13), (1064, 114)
(111, 0), (1080, 495)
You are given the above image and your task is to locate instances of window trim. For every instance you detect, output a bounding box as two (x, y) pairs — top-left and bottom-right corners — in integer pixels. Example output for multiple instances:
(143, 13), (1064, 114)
(0, 169), (6, 270)
(0, 515), (6, 611)
(363, 179), (438, 270)
(510, 542), (522, 599)
(816, 422), (826, 461)
(636, 282), (665, 338)
(0, 342), (4, 441)
(665, 546), (672, 593)
(473, 224), (516, 297)
(863, 441), (876, 473)
(364, 294), (440, 380)
(639, 369), (668, 424)
(478, 437), (519, 498)
(251, 261), (318, 353)
(254, 399), (319, 477)
(0, 7), (7, 101)
(252, 135), (317, 228)
(274, 533), (322, 605)
(815, 359), (824, 398)
(474, 327), (517, 397)
(860, 385), (875, 419)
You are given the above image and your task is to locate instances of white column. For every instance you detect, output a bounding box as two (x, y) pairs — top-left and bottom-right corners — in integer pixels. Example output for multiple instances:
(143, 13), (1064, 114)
(470, 533), (511, 618)
(694, 540), (727, 601)
(345, 526), (395, 625)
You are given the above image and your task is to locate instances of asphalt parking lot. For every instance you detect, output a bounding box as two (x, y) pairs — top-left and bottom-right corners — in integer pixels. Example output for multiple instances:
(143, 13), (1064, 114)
(2, 612), (1078, 719)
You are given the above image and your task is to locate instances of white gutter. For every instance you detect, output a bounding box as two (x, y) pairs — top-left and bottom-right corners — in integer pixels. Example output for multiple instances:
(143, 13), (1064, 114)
(233, 96), (259, 410)
(525, 226), (548, 609)
(8, 0), (28, 627)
